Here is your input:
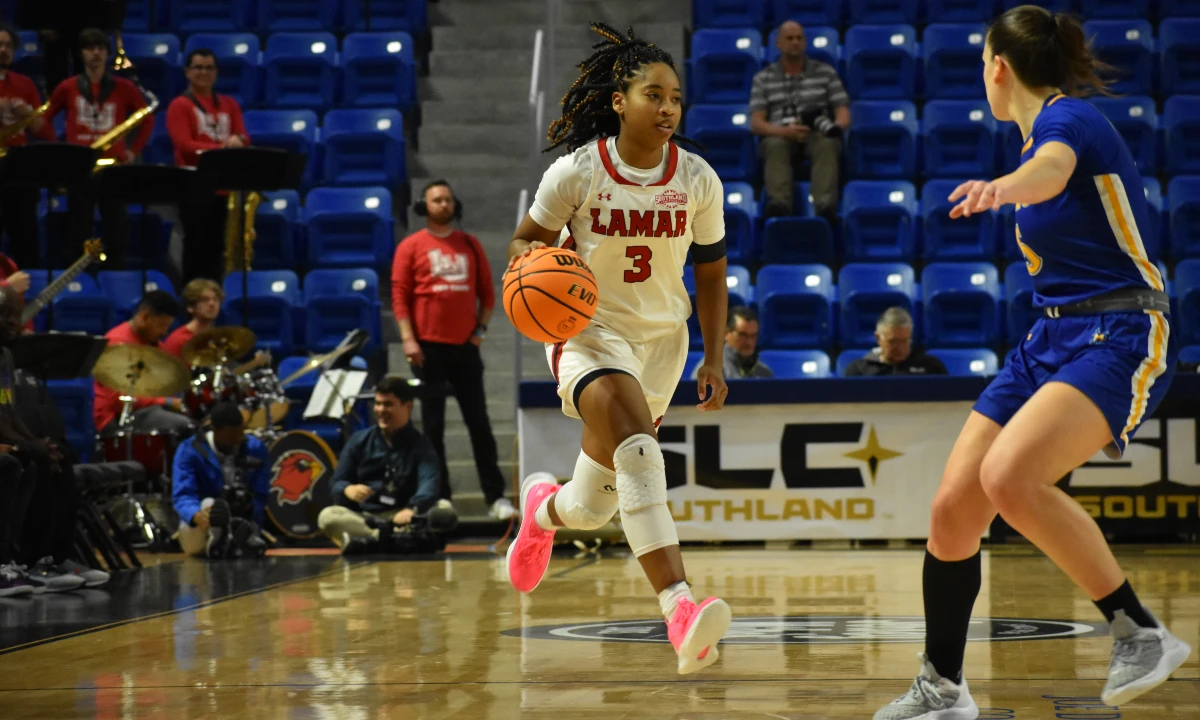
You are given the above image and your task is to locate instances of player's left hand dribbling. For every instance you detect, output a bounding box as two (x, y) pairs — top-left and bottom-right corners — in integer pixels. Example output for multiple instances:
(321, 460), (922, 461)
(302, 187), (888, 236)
(696, 365), (728, 411)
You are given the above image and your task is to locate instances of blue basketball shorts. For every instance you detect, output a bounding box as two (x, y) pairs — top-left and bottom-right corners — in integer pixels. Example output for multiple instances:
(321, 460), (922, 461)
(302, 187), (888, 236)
(973, 311), (1175, 458)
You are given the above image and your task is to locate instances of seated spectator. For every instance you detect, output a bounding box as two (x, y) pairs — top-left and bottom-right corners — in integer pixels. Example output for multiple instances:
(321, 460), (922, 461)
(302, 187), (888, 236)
(750, 21), (850, 224)
(162, 278), (223, 358)
(317, 376), (448, 555)
(171, 402), (269, 558)
(844, 307), (948, 376)
(694, 306), (774, 379)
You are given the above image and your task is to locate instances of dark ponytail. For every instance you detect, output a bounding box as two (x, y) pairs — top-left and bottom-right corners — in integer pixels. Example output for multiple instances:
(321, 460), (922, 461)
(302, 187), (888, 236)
(987, 5), (1115, 97)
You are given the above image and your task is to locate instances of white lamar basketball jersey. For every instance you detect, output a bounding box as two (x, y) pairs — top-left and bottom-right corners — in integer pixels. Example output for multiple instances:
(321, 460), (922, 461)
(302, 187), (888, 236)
(528, 137), (725, 343)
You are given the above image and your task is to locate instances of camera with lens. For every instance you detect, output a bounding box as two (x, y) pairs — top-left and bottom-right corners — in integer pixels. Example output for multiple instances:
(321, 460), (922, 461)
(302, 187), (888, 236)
(222, 451), (263, 520)
(800, 107), (841, 138)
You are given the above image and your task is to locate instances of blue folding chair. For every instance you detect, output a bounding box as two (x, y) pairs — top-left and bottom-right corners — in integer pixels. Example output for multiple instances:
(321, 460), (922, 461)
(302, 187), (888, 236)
(223, 270), (300, 356)
(251, 191), (301, 270)
(841, 180), (918, 261)
(169, 0), (254, 33)
(1004, 261), (1036, 345)
(98, 270), (176, 320)
(303, 186), (394, 268)
(1169, 176), (1200, 260)
(344, 0), (429, 33)
(923, 100), (997, 178)
(1164, 96), (1200, 177)
(922, 262), (1001, 347)
(757, 264), (835, 349)
(340, 32), (417, 109)
(838, 262), (917, 347)
(263, 32), (338, 112)
(847, 100), (918, 179)
(758, 349), (832, 378)
(1160, 19), (1200, 95)
(847, 0), (918, 24)
(844, 24), (918, 99)
(693, 0), (768, 28)
(122, 34), (182, 102)
(182, 34), (261, 107)
(258, 0), (339, 31)
(1079, 0), (1151, 18)
(769, 0), (841, 27)
(242, 110), (320, 187)
(303, 268), (382, 353)
(922, 24), (987, 99)
(928, 348), (999, 377)
(723, 181), (758, 264)
(923, 0), (992, 22)
(46, 380), (95, 461)
(1084, 20), (1154, 96)
(322, 108), (407, 187)
(766, 24), (839, 68)
(689, 29), (764, 104)
(922, 179), (997, 260)
(1173, 259), (1200, 345)
(50, 272), (115, 335)
(762, 217), (835, 265)
(1092, 96), (1159, 176)
(685, 105), (756, 182)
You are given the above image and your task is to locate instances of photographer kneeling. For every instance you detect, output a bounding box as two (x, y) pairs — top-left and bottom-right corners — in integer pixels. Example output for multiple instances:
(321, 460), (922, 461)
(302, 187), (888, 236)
(172, 402), (269, 558)
(318, 376), (452, 555)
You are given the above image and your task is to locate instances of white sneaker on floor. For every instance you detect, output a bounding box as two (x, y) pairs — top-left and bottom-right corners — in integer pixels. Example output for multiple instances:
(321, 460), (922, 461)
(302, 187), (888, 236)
(436, 499), (455, 512)
(58, 559), (110, 588)
(874, 652), (978, 720)
(489, 497), (517, 521)
(1101, 609), (1192, 707)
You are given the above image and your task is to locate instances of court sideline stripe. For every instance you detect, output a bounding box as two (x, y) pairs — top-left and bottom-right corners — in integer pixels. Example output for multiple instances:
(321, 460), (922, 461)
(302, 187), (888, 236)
(0, 560), (376, 657)
(550, 555), (599, 578)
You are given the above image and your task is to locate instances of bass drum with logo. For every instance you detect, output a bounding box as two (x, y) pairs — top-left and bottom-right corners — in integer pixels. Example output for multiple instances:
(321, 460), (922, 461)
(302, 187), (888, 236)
(265, 430), (337, 540)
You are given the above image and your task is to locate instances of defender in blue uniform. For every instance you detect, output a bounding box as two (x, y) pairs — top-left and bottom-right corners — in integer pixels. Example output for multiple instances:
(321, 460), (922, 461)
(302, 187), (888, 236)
(876, 7), (1191, 720)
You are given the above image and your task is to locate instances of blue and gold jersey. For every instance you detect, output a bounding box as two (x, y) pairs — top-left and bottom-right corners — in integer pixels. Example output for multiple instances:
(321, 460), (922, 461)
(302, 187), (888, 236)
(1013, 94), (1164, 308)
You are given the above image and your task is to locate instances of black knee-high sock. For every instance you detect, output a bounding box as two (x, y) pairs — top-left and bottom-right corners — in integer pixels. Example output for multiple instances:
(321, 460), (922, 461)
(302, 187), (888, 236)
(1094, 580), (1157, 628)
(924, 549), (982, 684)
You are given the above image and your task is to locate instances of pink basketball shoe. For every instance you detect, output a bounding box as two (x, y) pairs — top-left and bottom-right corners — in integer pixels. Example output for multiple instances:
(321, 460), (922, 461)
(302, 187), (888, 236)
(667, 597), (732, 674)
(505, 472), (561, 593)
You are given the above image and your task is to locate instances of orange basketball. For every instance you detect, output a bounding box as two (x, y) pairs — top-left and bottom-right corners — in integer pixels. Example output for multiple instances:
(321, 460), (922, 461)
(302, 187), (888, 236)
(503, 246), (598, 343)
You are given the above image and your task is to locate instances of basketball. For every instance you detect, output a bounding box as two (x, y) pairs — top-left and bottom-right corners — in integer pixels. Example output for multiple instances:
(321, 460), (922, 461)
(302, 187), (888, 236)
(503, 247), (598, 343)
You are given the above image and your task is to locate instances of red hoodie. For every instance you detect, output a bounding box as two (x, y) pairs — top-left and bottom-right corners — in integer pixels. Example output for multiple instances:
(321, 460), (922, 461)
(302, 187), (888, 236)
(46, 73), (154, 161)
(0, 70), (55, 147)
(391, 229), (495, 345)
(165, 91), (249, 167)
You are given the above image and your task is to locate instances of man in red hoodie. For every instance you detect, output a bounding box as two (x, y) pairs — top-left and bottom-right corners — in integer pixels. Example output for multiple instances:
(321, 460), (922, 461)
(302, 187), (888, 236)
(45, 27), (153, 270)
(166, 48), (250, 283)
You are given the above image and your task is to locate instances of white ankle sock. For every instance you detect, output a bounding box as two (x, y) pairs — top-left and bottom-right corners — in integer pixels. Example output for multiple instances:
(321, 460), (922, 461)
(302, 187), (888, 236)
(534, 495), (556, 531)
(658, 580), (694, 621)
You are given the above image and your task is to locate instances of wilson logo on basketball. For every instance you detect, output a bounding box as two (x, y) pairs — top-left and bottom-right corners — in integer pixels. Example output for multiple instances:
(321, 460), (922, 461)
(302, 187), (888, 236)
(270, 450), (327, 505)
(654, 189), (688, 208)
(553, 254), (592, 272)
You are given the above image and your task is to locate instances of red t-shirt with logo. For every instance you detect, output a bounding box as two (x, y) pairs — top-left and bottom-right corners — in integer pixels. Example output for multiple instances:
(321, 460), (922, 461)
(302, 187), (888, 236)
(391, 229), (495, 345)
(46, 74), (154, 160)
(165, 92), (249, 167)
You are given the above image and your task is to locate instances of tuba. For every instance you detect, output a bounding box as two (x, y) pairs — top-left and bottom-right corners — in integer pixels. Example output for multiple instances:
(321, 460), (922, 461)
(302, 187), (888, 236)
(0, 101), (50, 157)
(225, 190), (263, 275)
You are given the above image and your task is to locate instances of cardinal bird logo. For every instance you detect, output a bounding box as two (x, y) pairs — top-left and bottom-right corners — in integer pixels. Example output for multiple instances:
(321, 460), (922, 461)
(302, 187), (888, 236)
(270, 450), (327, 505)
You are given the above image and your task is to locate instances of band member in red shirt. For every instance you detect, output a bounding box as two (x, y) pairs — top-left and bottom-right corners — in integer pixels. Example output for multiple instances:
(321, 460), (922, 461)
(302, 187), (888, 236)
(45, 27), (153, 270)
(392, 180), (515, 520)
(0, 24), (54, 270)
(167, 49), (250, 283)
(162, 278), (222, 359)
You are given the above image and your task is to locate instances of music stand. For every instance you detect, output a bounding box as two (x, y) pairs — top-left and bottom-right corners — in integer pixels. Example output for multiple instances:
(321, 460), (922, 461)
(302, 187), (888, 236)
(94, 164), (197, 290)
(9, 333), (109, 379)
(194, 148), (305, 322)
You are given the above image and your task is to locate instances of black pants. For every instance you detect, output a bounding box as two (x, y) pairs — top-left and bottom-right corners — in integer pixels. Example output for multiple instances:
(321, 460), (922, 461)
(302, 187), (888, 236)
(181, 193), (229, 283)
(17, 456), (76, 566)
(0, 454), (31, 565)
(0, 187), (42, 269)
(67, 182), (128, 270)
(411, 342), (507, 505)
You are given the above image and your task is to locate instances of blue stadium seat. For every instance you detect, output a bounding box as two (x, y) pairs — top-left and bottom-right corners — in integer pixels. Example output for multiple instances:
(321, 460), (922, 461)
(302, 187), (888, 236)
(1160, 19), (1200, 95)
(756, 264), (835, 349)
(46, 380), (95, 462)
(263, 33), (338, 112)
(759, 349), (832, 378)
(1169, 176), (1200, 260)
(844, 25), (918, 99)
(928, 348), (998, 377)
(258, 0), (338, 31)
(922, 179), (997, 260)
(122, 34), (182, 102)
(1175, 259), (1200, 345)
(12, 30), (41, 79)
(252, 191), (301, 270)
(1143, 178), (1165, 258)
(341, 32), (417, 110)
(683, 350), (705, 380)
(769, 0), (841, 27)
(922, 24), (987, 99)
(923, 0), (992, 22)
(835, 349), (866, 375)
(1160, 0), (1200, 18)
(847, 100), (918, 178)
(182, 34), (261, 107)
(723, 182), (758, 264)
(727, 265), (754, 307)
(98, 270), (176, 319)
(50, 272), (114, 336)
(1079, 0), (1151, 18)
(694, 0), (767, 28)
(303, 186), (394, 267)
(303, 268), (382, 353)
(322, 108), (407, 187)
(144, 116), (174, 165)
(122, 0), (157, 32)
(999, 122), (1024, 175)
(343, 0), (428, 32)
(1004, 261), (1036, 345)
(242, 110), (320, 187)
(766, 25), (840, 68)
(1181, 345), (1200, 365)
(762, 217), (835, 265)
(685, 105), (756, 182)
(922, 262), (1001, 347)
(690, 29), (763, 104)
(847, 0), (918, 24)
(223, 270), (300, 356)
(169, 0), (254, 33)
(1092, 96), (1159, 176)
(1164, 96), (1200, 177)
(923, 100), (997, 178)
(841, 180), (918, 261)
(1084, 20), (1154, 96)
(838, 262), (917, 347)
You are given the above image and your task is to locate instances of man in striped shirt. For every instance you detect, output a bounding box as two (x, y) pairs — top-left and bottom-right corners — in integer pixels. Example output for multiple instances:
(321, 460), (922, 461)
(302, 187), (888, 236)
(749, 21), (851, 224)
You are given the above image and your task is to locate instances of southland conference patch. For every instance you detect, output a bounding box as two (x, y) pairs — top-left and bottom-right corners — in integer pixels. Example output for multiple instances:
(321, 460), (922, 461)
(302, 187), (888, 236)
(502, 616), (1107, 645)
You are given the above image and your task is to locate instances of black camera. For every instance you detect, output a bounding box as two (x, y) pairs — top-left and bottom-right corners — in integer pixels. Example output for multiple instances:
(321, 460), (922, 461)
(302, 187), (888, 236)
(222, 448), (263, 520)
(800, 107), (841, 138)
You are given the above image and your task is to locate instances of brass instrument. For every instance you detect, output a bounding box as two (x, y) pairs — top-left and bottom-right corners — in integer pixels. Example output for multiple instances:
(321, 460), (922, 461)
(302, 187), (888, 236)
(112, 31), (133, 73)
(0, 101), (50, 157)
(91, 36), (158, 168)
(225, 190), (263, 275)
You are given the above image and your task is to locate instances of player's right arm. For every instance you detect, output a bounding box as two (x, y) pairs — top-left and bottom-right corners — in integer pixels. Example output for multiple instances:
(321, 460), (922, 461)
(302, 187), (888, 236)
(509, 152), (588, 269)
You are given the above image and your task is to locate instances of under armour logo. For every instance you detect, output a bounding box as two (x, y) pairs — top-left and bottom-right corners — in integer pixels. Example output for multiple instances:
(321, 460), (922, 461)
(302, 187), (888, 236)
(598, 193), (611, 201)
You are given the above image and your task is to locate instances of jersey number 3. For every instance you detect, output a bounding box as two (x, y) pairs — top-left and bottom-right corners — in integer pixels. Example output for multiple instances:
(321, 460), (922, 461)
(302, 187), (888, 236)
(624, 246), (652, 283)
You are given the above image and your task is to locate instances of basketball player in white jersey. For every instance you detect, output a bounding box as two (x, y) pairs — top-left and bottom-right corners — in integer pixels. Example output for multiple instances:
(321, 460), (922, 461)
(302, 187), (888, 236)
(505, 23), (734, 674)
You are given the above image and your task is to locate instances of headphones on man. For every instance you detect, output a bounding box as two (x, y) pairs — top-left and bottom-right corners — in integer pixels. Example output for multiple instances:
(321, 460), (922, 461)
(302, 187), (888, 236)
(412, 179), (464, 221)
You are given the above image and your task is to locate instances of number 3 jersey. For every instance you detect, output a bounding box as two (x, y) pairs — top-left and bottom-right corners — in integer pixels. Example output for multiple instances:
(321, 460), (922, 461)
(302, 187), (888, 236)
(529, 137), (725, 343)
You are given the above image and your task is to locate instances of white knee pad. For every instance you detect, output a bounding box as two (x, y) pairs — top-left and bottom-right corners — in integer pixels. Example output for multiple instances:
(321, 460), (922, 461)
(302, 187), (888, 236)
(555, 451), (619, 530)
(614, 434), (678, 556)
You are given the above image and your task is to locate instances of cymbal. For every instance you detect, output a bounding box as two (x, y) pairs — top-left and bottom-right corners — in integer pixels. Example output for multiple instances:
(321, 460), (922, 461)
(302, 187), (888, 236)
(93, 343), (192, 397)
(278, 343), (357, 388)
(182, 326), (257, 367)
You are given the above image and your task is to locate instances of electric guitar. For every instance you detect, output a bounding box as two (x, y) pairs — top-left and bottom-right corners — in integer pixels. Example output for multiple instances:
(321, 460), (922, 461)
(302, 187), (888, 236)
(21, 239), (105, 324)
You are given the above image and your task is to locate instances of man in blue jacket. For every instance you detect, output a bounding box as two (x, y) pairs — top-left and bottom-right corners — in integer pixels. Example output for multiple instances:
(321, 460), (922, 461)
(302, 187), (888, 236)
(172, 402), (270, 558)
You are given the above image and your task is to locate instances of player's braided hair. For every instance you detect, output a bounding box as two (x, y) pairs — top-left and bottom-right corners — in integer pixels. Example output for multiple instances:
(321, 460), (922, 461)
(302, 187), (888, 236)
(546, 22), (699, 153)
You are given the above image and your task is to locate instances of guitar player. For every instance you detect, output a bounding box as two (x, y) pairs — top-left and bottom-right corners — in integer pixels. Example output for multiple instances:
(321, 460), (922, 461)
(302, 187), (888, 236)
(0, 252), (34, 333)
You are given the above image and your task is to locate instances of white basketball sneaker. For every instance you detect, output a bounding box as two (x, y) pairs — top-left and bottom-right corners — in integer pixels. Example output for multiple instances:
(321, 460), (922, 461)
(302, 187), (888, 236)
(874, 652), (978, 720)
(1101, 609), (1192, 706)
